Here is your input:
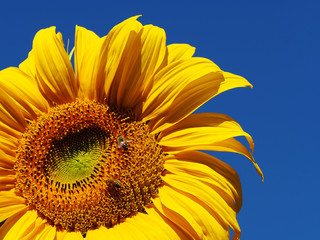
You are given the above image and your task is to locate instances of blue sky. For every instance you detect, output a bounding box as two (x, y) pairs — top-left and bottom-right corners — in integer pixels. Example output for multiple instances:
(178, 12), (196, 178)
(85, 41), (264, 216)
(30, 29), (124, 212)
(0, 0), (318, 239)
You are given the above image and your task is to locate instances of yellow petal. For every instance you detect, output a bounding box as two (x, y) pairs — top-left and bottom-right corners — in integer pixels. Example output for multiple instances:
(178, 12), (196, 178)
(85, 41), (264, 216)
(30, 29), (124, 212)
(33, 27), (78, 104)
(0, 133), (18, 157)
(86, 227), (110, 239)
(0, 67), (49, 120)
(0, 88), (27, 132)
(20, 217), (47, 240)
(58, 231), (84, 240)
(125, 207), (184, 240)
(165, 138), (263, 181)
(0, 204), (27, 223)
(0, 149), (15, 169)
(0, 209), (37, 240)
(220, 71), (253, 92)
(93, 16), (142, 102)
(0, 189), (26, 222)
(159, 113), (254, 151)
(144, 207), (189, 239)
(109, 222), (148, 240)
(115, 24), (167, 112)
(165, 151), (243, 211)
(149, 71), (224, 133)
(162, 170), (241, 238)
(74, 26), (102, 99)
(55, 230), (83, 240)
(159, 113), (263, 180)
(19, 49), (36, 78)
(147, 70), (253, 133)
(0, 122), (21, 140)
(0, 177), (15, 191)
(34, 223), (56, 240)
(0, 167), (14, 176)
(142, 57), (221, 121)
(106, 20), (145, 107)
(167, 44), (195, 64)
(154, 186), (229, 239)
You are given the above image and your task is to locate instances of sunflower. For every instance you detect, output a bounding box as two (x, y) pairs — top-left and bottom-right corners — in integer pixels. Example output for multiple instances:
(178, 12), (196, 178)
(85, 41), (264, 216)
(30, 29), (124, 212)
(0, 16), (263, 240)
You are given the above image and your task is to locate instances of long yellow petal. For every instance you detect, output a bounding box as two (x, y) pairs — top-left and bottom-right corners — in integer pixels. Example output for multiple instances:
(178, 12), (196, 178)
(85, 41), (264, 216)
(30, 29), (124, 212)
(106, 21), (145, 107)
(92, 16), (142, 102)
(149, 72), (224, 133)
(74, 26), (102, 99)
(147, 70), (252, 133)
(0, 67), (49, 120)
(0, 189), (26, 222)
(142, 57), (221, 121)
(163, 138), (263, 181)
(0, 88), (27, 132)
(0, 133), (19, 157)
(0, 208), (27, 239)
(0, 122), (21, 140)
(158, 113), (263, 180)
(0, 149), (15, 169)
(164, 160), (240, 212)
(154, 186), (230, 239)
(33, 27), (78, 104)
(162, 171), (241, 239)
(164, 151), (243, 211)
(0, 177), (15, 191)
(159, 113), (254, 151)
(116, 25), (167, 113)
(0, 210), (37, 240)
(0, 167), (14, 177)
(20, 217), (47, 240)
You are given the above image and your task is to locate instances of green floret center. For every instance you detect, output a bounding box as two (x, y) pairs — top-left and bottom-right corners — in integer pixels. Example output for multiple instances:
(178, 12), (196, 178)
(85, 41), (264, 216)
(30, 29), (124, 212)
(45, 127), (108, 184)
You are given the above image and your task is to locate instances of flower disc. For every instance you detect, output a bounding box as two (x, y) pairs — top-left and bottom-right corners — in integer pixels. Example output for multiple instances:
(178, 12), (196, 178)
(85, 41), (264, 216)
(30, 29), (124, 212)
(14, 98), (165, 234)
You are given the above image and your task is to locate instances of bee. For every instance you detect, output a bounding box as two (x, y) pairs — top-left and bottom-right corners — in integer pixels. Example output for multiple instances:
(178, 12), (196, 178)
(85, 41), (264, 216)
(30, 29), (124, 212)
(106, 179), (122, 188)
(117, 135), (132, 150)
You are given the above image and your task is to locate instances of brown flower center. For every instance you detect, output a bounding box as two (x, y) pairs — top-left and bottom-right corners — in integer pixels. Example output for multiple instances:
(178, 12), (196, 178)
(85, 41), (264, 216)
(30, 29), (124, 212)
(14, 98), (164, 234)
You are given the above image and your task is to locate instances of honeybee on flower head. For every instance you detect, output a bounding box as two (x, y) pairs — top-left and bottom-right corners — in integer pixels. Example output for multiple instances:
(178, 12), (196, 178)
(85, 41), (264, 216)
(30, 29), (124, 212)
(106, 178), (122, 188)
(117, 135), (132, 150)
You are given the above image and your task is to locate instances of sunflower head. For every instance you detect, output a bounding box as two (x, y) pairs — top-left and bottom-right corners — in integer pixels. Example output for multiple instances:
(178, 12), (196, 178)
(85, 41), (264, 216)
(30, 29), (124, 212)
(0, 16), (262, 239)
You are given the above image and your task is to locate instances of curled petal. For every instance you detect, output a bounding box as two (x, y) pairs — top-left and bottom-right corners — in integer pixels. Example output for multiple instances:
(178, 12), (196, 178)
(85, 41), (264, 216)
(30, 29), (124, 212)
(159, 113), (263, 180)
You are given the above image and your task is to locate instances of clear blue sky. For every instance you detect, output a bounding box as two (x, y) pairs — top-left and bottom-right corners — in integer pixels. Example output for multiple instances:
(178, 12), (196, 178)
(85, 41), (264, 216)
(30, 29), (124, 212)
(0, 1), (318, 239)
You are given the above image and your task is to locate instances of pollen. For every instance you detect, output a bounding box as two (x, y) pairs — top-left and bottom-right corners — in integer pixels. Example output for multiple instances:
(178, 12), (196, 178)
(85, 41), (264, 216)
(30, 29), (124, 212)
(14, 98), (165, 234)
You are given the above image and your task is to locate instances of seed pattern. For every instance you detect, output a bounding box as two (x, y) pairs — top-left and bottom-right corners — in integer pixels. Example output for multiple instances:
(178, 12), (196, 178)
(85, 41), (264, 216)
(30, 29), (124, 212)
(14, 98), (165, 234)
